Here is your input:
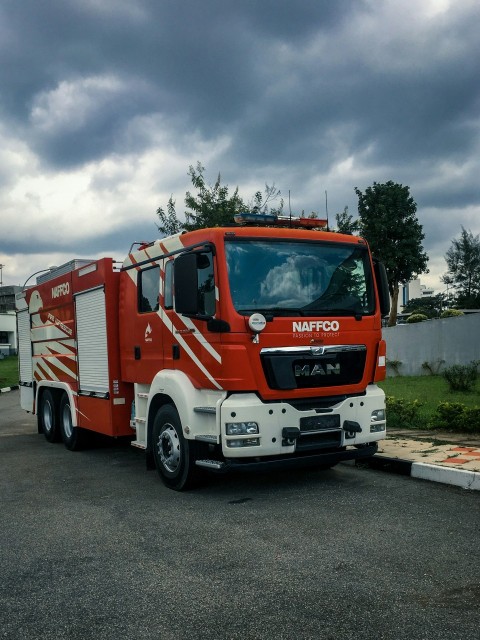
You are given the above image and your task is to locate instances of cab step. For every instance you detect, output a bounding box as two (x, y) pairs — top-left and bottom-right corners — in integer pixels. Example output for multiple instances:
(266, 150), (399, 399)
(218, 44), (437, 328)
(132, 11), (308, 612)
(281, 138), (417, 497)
(195, 459), (227, 471)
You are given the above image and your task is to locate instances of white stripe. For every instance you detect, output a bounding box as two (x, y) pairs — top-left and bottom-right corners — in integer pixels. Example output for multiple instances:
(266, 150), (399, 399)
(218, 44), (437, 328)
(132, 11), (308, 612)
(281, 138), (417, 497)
(48, 355), (77, 379)
(158, 308), (222, 390)
(35, 359), (59, 382)
(178, 315), (222, 364)
(161, 234), (185, 253)
(33, 340), (76, 357)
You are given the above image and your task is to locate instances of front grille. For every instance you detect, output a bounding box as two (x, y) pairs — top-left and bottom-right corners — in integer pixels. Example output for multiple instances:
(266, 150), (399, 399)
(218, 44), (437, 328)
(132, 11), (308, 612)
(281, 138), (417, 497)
(261, 345), (367, 390)
(300, 414), (340, 431)
(296, 431), (342, 451)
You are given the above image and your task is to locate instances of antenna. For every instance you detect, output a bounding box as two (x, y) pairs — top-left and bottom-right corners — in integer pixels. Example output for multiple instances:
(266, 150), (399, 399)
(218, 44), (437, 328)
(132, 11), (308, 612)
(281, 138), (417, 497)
(325, 190), (329, 231)
(288, 190), (292, 227)
(0, 264), (3, 286)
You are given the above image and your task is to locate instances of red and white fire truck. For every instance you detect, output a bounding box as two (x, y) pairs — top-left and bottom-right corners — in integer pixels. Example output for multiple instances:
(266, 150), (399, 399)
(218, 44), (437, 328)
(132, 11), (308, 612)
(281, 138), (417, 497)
(16, 215), (390, 490)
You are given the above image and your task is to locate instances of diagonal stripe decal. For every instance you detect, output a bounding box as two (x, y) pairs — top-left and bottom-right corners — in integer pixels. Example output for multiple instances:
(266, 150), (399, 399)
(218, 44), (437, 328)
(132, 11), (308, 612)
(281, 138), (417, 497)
(177, 315), (222, 364)
(158, 308), (223, 390)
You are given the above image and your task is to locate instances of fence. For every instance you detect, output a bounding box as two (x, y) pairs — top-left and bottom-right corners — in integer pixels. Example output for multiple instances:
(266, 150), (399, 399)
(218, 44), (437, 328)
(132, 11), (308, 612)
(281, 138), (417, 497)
(383, 313), (480, 376)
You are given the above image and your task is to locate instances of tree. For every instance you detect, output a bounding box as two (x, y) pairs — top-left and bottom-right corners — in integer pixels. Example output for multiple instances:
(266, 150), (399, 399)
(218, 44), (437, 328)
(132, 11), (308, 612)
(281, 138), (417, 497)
(156, 195), (182, 236)
(442, 227), (480, 308)
(335, 206), (360, 234)
(355, 181), (429, 326)
(183, 162), (245, 231)
(155, 163), (284, 235)
(401, 294), (445, 318)
(248, 183), (284, 215)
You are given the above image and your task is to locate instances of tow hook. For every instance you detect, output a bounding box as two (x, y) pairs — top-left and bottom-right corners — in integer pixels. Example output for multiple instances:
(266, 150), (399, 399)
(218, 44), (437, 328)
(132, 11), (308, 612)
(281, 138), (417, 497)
(282, 427), (300, 446)
(343, 420), (362, 439)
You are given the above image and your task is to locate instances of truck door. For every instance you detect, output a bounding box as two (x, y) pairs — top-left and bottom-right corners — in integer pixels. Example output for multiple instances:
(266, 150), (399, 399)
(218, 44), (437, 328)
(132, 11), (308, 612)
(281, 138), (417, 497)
(134, 263), (164, 383)
(170, 250), (223, 390)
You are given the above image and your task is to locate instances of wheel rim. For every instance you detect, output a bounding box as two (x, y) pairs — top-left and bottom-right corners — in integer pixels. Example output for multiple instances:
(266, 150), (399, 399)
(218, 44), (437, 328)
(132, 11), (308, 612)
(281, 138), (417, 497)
(157, 424), (181, 473)
(43, 400), (53, 434)
(62, 402), (73, 439)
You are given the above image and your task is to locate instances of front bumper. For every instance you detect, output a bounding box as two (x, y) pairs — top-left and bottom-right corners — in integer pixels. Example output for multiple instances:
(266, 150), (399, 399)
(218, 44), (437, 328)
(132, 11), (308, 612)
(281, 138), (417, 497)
(196, 442), (378, 474)
(219, 385), (386, 458)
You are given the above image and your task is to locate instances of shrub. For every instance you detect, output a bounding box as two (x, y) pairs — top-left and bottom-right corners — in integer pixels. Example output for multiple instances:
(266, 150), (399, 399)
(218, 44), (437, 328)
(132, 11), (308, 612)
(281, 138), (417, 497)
(406, 313), (428, 323)
(386, 396), (423, 429)
(429, 402), (480, 433)
(386, 359), (402, 376)
(440, 309), (464, 318)
(421, 359), (445, 375)
(442, 362), (478, 392)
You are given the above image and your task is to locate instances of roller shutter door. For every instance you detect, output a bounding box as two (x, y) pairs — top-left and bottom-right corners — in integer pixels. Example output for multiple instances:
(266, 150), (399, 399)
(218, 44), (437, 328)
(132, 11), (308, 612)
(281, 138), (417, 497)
(75, 287), (109, 395)
(17, 309), (33, 384)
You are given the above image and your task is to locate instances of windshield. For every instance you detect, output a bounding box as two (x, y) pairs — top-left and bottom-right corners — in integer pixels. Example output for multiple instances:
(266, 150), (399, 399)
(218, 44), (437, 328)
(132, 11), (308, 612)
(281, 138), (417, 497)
(225, 239), (375, 316)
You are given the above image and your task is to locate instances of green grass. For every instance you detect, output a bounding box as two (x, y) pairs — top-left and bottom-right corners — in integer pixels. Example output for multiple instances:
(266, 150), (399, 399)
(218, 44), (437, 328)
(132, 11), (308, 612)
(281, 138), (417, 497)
(0, 355), (19, 388)
(378, 374), (480, 427)
(2, 355), (478, 430)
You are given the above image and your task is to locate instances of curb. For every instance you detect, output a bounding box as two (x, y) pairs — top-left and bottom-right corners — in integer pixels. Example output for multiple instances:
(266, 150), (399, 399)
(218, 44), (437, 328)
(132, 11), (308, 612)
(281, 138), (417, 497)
(365, 455), (480, 490)
(411, 462), (480, 490)
(0, 385), (19, 394)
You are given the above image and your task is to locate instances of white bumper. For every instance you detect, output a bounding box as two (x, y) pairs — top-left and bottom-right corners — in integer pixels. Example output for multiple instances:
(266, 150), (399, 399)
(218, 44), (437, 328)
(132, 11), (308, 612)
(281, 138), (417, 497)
(219, 384), (386, 458)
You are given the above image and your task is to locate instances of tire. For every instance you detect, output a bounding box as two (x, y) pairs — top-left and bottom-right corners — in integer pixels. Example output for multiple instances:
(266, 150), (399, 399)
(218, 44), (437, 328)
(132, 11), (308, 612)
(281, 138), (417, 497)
(39, 389), (60, 443)
(152, 405), (200, 491)
(59, 393), (86, 451)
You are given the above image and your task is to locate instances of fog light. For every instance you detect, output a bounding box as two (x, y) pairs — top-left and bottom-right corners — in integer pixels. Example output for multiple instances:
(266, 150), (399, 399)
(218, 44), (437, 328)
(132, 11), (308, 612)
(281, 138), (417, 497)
(370, 409), (385, 433)
(226, 437), (260, 448)
(370, 409), (385, 422)
(226, 422), (259, 435)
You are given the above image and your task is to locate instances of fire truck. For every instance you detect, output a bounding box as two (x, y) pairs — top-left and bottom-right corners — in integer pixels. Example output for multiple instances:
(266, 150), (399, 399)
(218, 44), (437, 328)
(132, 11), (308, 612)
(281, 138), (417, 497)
(16, 215), (390, 490)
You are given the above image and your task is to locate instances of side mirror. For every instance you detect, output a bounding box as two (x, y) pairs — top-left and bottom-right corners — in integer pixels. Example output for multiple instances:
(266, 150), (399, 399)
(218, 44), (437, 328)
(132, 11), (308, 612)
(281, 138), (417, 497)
(374, 260), (390, 316)
(174, 253), (199, 315)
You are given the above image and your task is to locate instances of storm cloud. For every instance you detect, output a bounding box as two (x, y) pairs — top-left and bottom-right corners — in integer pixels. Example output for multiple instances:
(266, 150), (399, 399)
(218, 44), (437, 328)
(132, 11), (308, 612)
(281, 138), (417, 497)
(1, 0), (479, 290)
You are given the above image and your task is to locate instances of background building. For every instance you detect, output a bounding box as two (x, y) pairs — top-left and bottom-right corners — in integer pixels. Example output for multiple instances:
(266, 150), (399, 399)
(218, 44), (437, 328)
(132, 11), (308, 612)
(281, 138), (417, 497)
(397, 278), (435, 315)
(0, 286), (22, 356)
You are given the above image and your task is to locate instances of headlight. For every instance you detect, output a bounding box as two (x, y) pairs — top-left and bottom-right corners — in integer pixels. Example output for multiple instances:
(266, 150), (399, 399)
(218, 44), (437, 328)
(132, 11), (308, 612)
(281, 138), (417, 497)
(226, 422), (259, 435)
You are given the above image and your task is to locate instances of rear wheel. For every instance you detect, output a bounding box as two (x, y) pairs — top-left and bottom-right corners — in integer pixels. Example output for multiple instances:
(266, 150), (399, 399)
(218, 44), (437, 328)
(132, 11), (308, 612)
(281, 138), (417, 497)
(59, 393), (86, 451)
(152, 405), (200, 491)
(39, 389), (60, 443)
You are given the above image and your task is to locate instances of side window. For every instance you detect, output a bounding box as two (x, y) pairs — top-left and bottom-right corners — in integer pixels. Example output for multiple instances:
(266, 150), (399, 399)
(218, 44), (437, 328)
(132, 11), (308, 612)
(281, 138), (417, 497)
(164, 259), (173, 309)
(138, 265), (160, 313)
(197, 252), (216, 316)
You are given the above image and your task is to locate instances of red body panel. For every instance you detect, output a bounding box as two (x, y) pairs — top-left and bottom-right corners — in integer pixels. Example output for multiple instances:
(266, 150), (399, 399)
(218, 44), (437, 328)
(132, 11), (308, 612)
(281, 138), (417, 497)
(25, 258), (133, 437)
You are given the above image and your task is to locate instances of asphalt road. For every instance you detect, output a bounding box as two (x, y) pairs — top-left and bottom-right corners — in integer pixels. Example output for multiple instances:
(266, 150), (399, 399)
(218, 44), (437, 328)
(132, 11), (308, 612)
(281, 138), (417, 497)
(1, 390), (479, 640)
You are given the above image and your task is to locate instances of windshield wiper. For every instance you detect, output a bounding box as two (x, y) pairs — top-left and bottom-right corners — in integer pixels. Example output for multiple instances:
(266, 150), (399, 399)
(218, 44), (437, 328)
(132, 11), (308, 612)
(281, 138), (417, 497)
(237, 307), (305, 317)
(305, 308), (365, 320)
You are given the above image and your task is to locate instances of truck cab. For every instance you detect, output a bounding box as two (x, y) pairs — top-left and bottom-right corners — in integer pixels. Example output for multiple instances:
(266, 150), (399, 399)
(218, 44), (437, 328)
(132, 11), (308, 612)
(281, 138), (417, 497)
(120, 224), (390, 489)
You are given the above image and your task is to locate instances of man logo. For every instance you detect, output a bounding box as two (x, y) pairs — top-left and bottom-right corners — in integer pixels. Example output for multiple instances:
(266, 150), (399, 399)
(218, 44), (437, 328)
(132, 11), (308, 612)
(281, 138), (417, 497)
(294, 363), (341, 377)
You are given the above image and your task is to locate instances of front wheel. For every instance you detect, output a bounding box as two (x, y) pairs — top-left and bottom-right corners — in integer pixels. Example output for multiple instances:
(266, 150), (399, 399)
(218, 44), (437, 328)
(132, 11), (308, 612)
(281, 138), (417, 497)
(152, 405), (200, 491)
(59, 393), (86, 451)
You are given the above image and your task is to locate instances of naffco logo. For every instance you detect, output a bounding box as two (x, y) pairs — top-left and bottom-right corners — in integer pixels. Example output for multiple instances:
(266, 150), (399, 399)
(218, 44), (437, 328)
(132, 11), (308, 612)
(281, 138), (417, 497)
(51, 282), (70, 299)
(292, 320), (340, 332)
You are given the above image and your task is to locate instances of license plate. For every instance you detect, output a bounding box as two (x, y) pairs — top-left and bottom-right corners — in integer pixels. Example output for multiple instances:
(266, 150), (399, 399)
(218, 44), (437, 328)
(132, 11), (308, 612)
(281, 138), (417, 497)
(299, 414), (340, 432)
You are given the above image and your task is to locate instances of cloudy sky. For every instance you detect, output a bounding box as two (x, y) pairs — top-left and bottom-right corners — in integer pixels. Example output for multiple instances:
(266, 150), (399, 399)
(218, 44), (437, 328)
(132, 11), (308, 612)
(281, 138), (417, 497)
(1, 0), (479, 291)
